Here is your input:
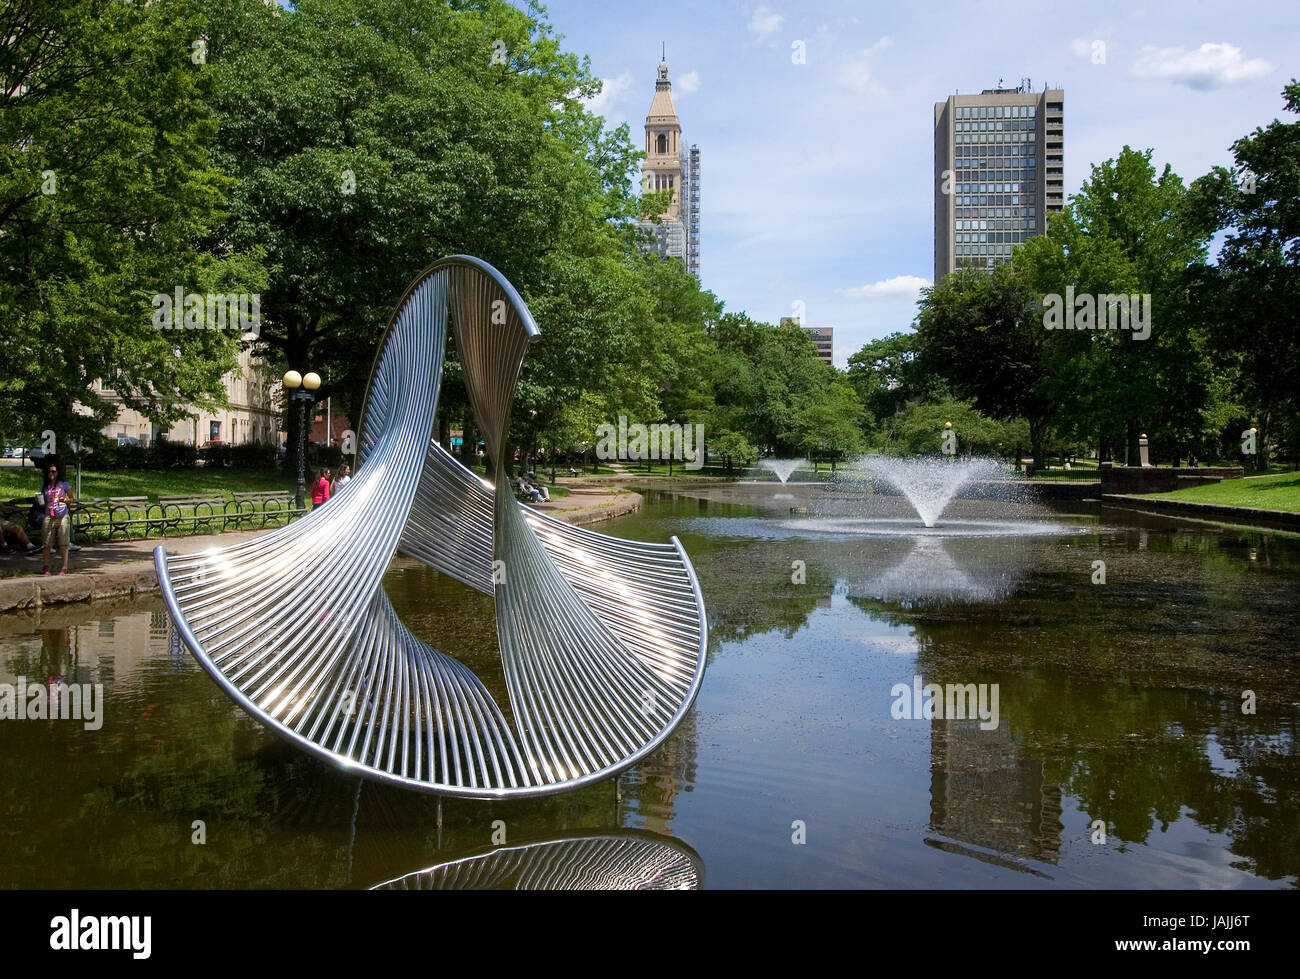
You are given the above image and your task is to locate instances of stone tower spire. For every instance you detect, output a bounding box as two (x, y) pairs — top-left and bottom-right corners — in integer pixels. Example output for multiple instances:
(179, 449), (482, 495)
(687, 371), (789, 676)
(644, 53), (682, 220)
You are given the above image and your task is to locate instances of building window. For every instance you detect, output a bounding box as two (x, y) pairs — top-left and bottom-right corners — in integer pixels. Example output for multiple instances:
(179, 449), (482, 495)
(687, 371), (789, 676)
(657, 134), (667, 154)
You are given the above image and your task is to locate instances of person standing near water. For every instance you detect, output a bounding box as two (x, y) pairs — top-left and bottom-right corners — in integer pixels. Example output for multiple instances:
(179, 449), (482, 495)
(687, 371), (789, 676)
(38, 461), (74, 575)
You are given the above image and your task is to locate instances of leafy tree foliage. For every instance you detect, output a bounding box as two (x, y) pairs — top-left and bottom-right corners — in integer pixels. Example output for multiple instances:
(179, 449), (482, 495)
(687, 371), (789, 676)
(915, 262), (1060, 470)
(0, 0), (261, 447)
(1197, 80), (1300, 469)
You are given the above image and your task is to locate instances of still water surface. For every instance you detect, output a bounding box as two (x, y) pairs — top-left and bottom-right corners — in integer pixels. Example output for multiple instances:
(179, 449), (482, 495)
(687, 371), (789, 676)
(1, 489), (1296, 888)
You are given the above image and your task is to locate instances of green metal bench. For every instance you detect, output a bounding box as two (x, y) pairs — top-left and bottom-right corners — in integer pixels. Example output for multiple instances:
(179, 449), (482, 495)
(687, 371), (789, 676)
(70, 496), (151, 540)
(12, 491), (304, 541)
(150, 495), (228, 536)
(230, 491), (301, 528)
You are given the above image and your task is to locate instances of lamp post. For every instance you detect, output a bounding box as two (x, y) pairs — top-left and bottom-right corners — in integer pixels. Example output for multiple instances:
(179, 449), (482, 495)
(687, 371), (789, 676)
(528, 408), (538, 482)
(284, 369), (321, 511)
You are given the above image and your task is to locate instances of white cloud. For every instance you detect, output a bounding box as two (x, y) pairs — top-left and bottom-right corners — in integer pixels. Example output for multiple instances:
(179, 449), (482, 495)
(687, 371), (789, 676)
(582, 72), (632, 116)
(836, 275), (930, 301)
(1130, 42), (1273, 90)
(834, 37), (892, 97)
(678, 70), (700, 95)
(748, 5), (784, 40)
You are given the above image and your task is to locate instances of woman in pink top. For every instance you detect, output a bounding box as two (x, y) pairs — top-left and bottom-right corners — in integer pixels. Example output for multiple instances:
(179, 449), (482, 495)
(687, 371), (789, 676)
(311, 469), (331, 507)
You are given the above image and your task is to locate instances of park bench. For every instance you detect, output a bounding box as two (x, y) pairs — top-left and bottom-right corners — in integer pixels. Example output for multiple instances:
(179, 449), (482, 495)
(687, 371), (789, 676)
(6, 491), (305, 541)
(149, 495), (229, 536)
(230, 490), (301, 528)
(70, 496), (151, 540)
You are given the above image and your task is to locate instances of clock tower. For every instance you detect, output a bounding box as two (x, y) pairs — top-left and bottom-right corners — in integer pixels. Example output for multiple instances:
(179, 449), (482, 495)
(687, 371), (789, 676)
(643, 56), (683, 221)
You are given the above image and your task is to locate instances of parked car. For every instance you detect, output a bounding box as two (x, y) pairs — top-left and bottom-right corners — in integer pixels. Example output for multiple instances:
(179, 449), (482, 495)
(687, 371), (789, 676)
(116, 435), (141, 447)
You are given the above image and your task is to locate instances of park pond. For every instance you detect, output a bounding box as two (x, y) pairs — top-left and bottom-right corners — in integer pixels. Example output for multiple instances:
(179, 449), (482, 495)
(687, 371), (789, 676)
(0, 484), (1297, 888)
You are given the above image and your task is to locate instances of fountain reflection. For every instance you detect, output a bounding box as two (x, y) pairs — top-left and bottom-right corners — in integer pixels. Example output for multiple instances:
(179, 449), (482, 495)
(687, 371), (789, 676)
(370, 830), (704, 890)
(841, 537), (1026, 606)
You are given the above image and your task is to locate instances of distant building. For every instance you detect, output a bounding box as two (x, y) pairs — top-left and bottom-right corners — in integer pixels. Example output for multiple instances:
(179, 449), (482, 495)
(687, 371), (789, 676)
(804, 327), (834, 365)
(779, 318), (834, 365)
(934, 81), (1064, 282)
(685, 143), (700, 278)
(639, 56), (700, 278)
(94, 346), (280, 446)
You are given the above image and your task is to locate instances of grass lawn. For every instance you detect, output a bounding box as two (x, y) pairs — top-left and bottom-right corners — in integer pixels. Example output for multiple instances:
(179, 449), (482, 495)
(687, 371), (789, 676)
(1146, 471), (1300, 512)
(619, 462), (726, 477)
(0, 466), (296, 503)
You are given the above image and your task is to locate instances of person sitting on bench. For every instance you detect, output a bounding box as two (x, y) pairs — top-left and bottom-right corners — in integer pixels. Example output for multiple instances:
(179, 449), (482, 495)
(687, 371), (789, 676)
(1, 519), (38, 553)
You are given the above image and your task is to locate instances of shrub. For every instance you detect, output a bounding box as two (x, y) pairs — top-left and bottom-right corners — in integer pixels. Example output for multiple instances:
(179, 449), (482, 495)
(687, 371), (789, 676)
(307, 443), (345, 468)
(229, 442), (277, 468)
(150, 439), (197, 469)
(199, 442), (233, 467)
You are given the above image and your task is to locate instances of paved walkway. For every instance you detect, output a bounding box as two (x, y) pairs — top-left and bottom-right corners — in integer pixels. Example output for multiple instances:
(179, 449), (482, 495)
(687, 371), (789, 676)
(0, 487), (641, 613)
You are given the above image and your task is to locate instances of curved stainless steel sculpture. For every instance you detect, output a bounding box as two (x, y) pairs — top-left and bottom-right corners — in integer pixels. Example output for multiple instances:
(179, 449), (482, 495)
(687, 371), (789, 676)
(370, 831), (704, 890)
(155, 256), (707, 798)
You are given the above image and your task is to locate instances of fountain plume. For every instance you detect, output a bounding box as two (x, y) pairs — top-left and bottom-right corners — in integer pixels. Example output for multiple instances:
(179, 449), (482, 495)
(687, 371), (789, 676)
(757, 458), (805, 484)
(843, 456), (1006, 527)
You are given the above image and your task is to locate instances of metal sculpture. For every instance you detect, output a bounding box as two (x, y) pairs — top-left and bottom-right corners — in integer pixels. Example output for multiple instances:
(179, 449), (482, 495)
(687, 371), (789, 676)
(370, 831), (704, 890)
(156, 256), (707, 798)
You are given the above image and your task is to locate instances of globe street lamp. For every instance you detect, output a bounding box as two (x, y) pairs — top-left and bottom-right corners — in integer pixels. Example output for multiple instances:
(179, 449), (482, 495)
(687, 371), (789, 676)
(284, 369), (321, 511)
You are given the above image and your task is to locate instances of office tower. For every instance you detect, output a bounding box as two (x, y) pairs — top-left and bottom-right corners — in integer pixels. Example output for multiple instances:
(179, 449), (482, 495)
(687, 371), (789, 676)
(934, 82), (1064, 282)
(779, 319), (835, 365)
(803, 327), (834, 365)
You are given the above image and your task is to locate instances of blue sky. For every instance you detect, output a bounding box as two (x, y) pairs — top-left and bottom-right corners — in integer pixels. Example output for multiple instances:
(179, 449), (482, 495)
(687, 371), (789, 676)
(535, 0), (1296, 366)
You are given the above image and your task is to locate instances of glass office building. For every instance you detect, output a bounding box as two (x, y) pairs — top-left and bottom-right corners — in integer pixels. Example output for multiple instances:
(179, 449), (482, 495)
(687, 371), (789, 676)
(933, 85), (1064, 282)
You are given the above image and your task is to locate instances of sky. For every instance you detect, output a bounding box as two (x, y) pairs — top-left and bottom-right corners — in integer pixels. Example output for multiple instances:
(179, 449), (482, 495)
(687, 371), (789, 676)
(531, 0), (1297, 367)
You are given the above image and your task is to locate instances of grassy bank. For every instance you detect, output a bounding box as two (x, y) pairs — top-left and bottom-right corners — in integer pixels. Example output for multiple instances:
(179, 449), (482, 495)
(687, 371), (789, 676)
(1146, 471), (1300, 512)
(0, 466), (577, 503)
(0, 467), (296, 502)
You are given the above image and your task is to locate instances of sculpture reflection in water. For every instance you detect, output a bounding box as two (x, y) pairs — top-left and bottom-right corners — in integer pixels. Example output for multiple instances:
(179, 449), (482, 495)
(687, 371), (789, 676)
(154, 256), (708, 799)
(371, 831), (704, 890)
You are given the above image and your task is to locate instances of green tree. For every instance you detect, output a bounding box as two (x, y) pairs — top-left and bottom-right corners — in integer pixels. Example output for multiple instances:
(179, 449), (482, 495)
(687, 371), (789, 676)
(914, 262), (1060, 471)
(198, 0), (624, 476)
(0, 0), (262, 447)
(707, 313), (843, 456)
(876, 397), (1009, 457)
(1040, 147), (1218, 464)
(781, 382), (865, 470)
(846, 330), (948, 429)
(706, 430), (758, 473)
(1197, 80), (1300, 469)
